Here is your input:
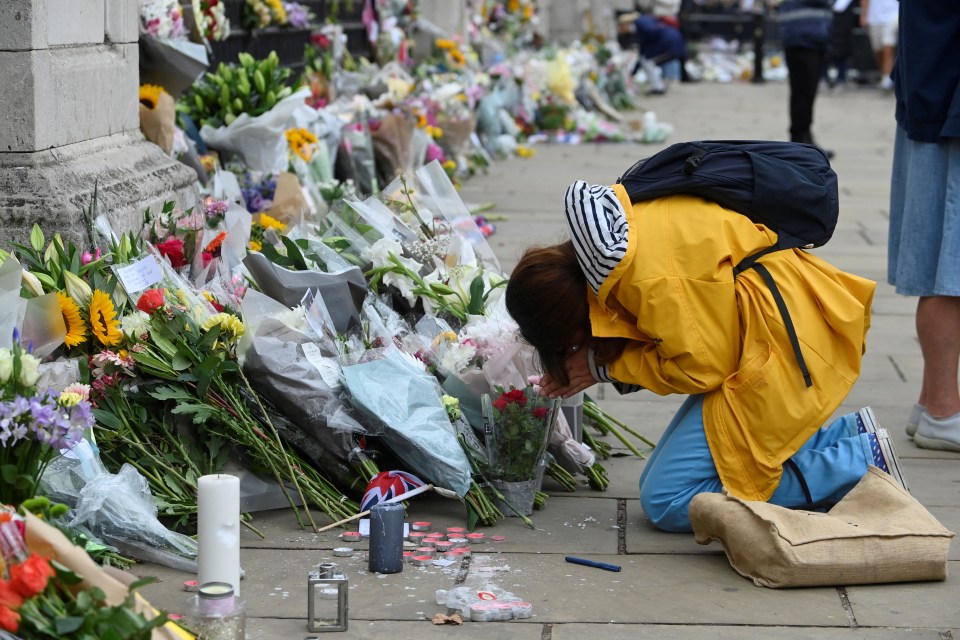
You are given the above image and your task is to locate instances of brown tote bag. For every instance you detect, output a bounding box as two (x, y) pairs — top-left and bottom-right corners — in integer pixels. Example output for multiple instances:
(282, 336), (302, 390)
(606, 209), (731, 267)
(689, 466), (955, 588)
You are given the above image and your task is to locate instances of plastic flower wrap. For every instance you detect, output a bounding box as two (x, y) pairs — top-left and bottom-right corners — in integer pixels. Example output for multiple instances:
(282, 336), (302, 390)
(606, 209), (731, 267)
(0, 508), (172, 638)
(482, 385), (559, 483)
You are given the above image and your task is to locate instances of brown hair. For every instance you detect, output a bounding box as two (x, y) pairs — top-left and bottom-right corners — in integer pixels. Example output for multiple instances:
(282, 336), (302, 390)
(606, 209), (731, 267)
(506, 240), (630, 385)
(505, 241), (591, 385)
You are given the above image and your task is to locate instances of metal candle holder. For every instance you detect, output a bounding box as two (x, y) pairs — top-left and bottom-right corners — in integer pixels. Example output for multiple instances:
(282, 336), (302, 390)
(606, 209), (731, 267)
(307, 562), (348, 632)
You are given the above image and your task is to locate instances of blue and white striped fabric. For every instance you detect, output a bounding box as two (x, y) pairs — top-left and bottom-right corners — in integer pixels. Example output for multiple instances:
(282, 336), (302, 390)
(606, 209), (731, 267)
(563, 180), (628, 295)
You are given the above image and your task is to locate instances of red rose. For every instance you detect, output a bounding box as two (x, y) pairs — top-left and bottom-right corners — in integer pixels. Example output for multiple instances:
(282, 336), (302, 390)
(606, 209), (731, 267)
(533, 406), (550, 420)
(136, 288), (165, 314)
(10, 554), (54, 599)
(0, 604), (19, 633)
(156, 237), (187, 268)
(493, 388), (528, 413)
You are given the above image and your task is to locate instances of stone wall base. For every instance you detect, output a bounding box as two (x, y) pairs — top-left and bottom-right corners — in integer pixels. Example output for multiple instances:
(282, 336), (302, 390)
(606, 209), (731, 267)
(0, 132), (198, 249)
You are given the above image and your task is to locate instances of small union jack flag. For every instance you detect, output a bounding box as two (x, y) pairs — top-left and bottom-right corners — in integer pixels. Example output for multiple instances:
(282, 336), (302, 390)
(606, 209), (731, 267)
(361, 470), (425, 512)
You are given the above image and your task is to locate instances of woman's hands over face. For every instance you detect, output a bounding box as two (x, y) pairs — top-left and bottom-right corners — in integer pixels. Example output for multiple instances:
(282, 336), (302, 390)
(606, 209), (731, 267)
(538, 347), (595, 399)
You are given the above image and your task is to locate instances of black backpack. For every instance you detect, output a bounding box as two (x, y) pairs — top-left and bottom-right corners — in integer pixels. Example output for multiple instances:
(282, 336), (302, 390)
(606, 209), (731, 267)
(617, 140), (838, 250)
(616, 140), (840, 388)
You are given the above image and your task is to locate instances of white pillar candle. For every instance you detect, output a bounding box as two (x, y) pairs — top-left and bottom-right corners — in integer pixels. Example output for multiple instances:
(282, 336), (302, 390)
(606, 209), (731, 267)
(197, 474), (241, 595)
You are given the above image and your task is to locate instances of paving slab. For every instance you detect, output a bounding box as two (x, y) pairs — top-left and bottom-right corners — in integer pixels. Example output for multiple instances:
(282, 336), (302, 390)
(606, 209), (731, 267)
(846, 568), (960, 629)
(552, 623), (952, 640)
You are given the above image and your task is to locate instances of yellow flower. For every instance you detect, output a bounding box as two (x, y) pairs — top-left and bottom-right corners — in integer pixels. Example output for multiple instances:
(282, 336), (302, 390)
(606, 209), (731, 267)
(58, 391), (84, 407)
(201, 312), (246, 341)
(516, 146), (535, 158)
(139, 84), (166, 110)
(249, 240), (262, 252)
(89, 289), (122, 347)
(442, 160), (457, 172)
(507, 0), (520, 12)
(435, 38), (456, 51)
(449, 49), (465, 66)
(258, 213), (286, 232)
(285, 127), (317, 162)
(57, 292), (87, 347)
(266, 0), (286, 24)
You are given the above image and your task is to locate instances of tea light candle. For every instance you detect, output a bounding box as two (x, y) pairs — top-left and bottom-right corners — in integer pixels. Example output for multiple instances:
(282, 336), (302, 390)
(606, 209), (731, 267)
(411, 555), (433, 567)
(415, 546), (435, 556)
(451, 546), (471, 557)
(446, 527), (466, 537)
(424, 532), (446, 541)
(197, 582), (236, 616)
(448, 537), (468, 546)
(411, 521), (432, 532)
(421, 539), (437, 549)
(465, 532), (485, 543)
(341, 531), (362, 542)
(197, 474), (241, 595)
(434, 541), (453, 552)
(402, 551), (416, 563)
(408, 532), (427, 543)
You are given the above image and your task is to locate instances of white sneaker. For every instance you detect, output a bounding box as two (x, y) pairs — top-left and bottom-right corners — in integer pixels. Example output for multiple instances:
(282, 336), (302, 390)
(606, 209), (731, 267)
(914, 411), (960, 453)
(905, 403), (924, 438)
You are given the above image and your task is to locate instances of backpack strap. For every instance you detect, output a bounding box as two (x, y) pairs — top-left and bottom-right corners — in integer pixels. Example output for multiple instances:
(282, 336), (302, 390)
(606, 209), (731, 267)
(734, 246), (814, 388)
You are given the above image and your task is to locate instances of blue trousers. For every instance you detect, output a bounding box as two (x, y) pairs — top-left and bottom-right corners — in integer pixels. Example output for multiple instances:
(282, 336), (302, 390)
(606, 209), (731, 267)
(638, 395), (873, 532)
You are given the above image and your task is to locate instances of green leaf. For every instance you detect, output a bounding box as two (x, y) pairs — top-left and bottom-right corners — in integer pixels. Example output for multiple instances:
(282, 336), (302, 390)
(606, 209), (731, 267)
(55, 616), (86, 634)
(282, 235), (309, 270)
(171, 352), (192, 371)
(29, 224), (44, 252)
(467, 504), (480, 531)
(92, 408), (124, 430)
(149, 329), (179, 358)
(197, 324), (222, 352)
(467, 274), (486, 315)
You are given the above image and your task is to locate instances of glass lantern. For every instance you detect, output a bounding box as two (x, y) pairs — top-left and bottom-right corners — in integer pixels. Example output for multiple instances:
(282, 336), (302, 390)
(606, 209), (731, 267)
(307, 562), (348, 632)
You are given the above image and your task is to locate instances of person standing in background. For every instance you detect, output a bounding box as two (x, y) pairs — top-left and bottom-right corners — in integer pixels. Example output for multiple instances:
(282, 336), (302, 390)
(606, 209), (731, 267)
(776, 0), (834, 155)
(823, 0), (856, 91)
(860, 0), (898, 91)
(887, 0), (960, 451)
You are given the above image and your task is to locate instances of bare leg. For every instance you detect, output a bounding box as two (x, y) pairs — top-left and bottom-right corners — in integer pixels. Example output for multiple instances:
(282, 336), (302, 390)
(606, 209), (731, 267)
(916, 296), (960, 418)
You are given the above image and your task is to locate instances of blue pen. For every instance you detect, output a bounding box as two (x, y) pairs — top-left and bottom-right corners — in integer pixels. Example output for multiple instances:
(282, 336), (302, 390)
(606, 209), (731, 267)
(565, 556), (622, 572)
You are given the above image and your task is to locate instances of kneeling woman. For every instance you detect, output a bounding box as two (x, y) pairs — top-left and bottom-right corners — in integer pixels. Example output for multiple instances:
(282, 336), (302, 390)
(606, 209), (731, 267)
(505, 180), (906, 533)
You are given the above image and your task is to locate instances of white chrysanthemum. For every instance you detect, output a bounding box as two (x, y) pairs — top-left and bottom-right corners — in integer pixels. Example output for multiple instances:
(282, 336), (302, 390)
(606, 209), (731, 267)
(0, 349), (12, 383)
(121, 310), (151, 338)
(438, 341), (476, 374)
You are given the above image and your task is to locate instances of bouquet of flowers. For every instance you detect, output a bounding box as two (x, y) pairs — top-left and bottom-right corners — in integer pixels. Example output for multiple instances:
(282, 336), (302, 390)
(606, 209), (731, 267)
(480, 385), (559, 516)
(0, 508), (176, 639)
(139, 0), (186, 40)
(192, 0), (231, 41)
(0, 336), (94, 506)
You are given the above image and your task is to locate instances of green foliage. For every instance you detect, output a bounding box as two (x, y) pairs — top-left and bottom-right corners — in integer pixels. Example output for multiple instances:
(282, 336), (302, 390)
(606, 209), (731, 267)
(178, 51), (293, 128)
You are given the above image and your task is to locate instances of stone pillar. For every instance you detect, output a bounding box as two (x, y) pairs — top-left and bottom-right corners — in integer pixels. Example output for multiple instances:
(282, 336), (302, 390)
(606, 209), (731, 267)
(0, 0), (197, 249)
(418, 0), (468, 38)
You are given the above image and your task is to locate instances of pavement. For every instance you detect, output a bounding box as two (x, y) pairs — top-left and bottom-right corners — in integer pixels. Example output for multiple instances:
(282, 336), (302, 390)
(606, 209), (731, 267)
(135, 80), (960, 639)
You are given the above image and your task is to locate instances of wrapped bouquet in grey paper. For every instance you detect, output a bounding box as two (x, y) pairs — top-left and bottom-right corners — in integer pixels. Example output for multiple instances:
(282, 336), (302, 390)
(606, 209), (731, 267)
(243, 251), (367, 333)
(241, 310), (371, 487)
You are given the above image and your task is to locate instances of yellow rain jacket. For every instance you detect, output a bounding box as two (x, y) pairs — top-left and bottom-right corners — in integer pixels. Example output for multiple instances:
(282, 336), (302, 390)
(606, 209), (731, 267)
(589, 187), (875, 500)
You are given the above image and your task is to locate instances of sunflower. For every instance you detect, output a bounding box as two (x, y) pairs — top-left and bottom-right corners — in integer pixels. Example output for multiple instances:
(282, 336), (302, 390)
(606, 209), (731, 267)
(139, 84), (165, 110)
(57, 292), (87, 347)
(89, 290), (122, 347)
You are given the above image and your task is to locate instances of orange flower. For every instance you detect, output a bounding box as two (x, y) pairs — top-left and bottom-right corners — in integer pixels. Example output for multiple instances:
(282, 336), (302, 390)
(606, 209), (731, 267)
(204, 231), (228, 255)
(0, 604), (19, 633)
(10, 554), (54, 599)
(0, 580), (23, 611)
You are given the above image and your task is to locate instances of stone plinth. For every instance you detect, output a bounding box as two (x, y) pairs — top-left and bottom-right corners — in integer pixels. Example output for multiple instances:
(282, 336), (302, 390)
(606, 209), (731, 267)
(0, 0), (197, 249)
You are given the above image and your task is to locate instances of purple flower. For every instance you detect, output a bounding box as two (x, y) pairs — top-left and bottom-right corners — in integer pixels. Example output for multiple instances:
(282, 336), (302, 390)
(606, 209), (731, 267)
(284, 2), (312, 28)
(205, 199), (229, 218)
